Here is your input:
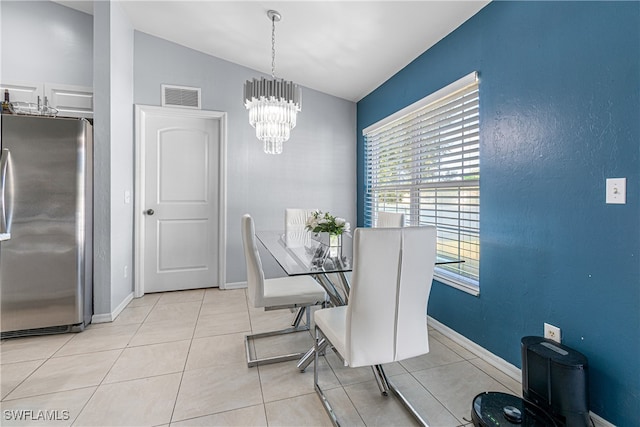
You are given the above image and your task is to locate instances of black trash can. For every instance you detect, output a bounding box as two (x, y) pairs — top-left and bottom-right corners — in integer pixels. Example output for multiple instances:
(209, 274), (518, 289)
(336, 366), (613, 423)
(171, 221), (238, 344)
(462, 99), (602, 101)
(521, 336), (589, 426)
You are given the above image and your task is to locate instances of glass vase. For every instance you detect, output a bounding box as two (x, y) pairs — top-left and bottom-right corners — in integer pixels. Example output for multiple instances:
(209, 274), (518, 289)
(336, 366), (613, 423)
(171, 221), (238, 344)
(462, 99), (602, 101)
(328, 233), (342, 259)
(311, 232), (343, 260)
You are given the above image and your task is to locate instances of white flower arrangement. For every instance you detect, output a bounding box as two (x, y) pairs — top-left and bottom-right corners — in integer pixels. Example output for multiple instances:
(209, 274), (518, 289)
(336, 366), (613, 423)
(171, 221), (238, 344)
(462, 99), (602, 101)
(305, 210), (351, 236)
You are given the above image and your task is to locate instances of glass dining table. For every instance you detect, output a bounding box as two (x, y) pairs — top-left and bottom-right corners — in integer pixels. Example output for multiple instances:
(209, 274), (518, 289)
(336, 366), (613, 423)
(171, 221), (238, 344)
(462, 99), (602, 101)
(256, 231), (353, 306)
(256, 230), (463, 371)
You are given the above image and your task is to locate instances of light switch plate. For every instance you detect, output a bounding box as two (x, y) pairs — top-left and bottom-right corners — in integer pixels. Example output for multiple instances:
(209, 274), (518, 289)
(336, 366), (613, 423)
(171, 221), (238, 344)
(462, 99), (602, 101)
(606, 178), (626, 204)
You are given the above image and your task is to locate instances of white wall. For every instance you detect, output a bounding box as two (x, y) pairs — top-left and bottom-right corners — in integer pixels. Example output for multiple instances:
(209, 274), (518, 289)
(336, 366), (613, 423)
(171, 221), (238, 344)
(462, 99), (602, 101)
(107, 3), (134, 311)
(0, 1), (92, 86)
(2, 1), (356, 305)
(134, 32), (357, 283)
(92, 1), (112, 315)
(92, 1), (135, 315)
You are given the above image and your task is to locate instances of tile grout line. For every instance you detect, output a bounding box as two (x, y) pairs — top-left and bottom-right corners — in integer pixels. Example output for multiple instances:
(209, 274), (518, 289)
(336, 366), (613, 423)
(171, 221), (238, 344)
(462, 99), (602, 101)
(0, 356), (48, 403)
(249, 288), (272, 426)
(167, 290), (206, 425)
(72, 296), (161, 426)
(467, 357), (522, 396)
(320, 348), (367, 426)
(246, 289), (273, 426)
(405, 366), (461, 426)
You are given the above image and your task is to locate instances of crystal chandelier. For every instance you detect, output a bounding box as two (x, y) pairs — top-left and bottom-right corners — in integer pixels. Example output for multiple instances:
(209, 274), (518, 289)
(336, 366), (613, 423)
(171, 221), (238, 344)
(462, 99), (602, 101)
(244, 10), (302, 155)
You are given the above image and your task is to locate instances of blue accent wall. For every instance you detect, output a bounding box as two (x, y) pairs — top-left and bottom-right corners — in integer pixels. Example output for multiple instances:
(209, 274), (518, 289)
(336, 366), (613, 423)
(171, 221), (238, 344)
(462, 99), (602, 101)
(357, 2), (639, 425)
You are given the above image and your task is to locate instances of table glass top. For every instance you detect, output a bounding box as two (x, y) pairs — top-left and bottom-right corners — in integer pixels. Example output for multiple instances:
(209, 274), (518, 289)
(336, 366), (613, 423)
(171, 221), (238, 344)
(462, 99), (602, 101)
(256, 230), (462, 277)
(256, 231), (352, 276)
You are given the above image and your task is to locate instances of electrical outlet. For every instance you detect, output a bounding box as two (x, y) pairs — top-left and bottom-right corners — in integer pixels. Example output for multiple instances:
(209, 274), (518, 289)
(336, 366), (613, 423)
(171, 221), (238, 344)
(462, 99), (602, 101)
(544, 323), (561, 343)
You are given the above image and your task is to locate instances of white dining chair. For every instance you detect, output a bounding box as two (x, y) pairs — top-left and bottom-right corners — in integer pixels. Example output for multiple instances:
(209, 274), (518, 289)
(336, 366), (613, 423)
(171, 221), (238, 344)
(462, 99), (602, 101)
(376, 211), (405, 227)
(313, 226), (437, 426)
(241, 214), (327, 367)
(284, 208), (317, 246)
(332, 210), (404, 287)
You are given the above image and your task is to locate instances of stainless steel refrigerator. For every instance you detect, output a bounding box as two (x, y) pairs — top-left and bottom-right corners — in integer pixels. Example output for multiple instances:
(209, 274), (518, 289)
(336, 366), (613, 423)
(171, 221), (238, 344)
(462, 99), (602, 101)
(0, 114), (93, 338)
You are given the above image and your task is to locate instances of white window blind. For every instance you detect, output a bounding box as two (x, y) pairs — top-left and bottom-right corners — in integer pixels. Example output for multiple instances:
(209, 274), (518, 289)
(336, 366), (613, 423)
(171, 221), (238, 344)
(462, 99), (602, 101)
(363, 72), (480, 293)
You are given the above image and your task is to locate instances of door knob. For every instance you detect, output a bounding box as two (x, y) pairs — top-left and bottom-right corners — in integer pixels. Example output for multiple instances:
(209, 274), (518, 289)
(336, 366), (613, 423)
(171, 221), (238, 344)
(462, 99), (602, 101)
(145, 209), (154, 215)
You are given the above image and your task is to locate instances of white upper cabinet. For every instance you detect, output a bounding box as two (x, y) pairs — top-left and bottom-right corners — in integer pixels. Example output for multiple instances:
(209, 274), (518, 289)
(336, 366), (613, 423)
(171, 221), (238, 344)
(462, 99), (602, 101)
(0, 82), (43, 104)
(44, 83), (93, 118)
(1, 81), (93, 119)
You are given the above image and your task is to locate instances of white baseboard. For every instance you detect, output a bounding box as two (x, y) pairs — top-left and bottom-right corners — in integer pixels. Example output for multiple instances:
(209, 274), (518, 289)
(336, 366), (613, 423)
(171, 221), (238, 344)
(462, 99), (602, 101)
(112, 292), (134, 319)
(428, 316), (521, 381)
(589, 412), (616, 427)
(91, 313), (112, 324)
(91, 292), (134, 324)
(222, 281), (247, 290)
(427, 316), (614, 427)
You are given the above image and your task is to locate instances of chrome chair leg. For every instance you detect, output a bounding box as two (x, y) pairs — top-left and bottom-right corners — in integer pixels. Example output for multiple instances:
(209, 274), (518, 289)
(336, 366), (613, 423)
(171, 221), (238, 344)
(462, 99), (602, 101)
(376, 365), (431, 427)
(314, 326), (341, 427)
(372, 364), (390, 396)
(245, 306), (312, 368)
(291, 305), (306, 327)
(313, 337), (431, 427)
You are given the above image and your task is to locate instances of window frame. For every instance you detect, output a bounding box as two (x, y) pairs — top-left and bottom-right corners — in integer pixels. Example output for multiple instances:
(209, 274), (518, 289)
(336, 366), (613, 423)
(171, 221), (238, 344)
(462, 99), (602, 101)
(363, 72), (480, 295)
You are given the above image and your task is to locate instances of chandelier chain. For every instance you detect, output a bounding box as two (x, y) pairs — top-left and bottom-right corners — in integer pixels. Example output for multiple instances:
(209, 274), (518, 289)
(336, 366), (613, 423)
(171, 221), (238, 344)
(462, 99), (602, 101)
(271, 14), (276, 79)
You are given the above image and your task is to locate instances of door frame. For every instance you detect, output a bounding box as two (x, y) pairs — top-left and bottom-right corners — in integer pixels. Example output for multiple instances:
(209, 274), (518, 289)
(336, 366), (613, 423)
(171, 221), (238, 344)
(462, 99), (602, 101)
(134, 104), (227, 297)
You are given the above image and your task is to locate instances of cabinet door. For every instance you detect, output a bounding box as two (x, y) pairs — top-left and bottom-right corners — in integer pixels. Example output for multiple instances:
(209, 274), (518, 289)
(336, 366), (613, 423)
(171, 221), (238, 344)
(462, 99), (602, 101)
(0, 82), (43, 104)
(0, 81), (93, 119)
(45, 83), (93, 118)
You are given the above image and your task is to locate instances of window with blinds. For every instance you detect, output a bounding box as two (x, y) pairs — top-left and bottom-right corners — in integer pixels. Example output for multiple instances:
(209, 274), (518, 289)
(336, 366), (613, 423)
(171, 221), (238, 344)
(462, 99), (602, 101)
(363, 72), (480, 293)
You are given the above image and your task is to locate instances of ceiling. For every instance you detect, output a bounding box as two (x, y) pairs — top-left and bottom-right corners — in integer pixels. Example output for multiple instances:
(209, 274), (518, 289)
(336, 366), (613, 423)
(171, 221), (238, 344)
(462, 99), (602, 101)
(54, 1), (490, 102)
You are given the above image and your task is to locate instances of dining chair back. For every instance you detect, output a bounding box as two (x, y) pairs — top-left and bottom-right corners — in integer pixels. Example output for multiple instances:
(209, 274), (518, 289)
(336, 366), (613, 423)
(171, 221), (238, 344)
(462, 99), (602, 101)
(376, 211), (405, 228)
(241, 213), (267, 308)
(285, 208), (317, 246)
(241, 214), (326, 367)
(349, 226), (435, 366)
(313, 226), (437, 426)
(285, 208), (317, 230)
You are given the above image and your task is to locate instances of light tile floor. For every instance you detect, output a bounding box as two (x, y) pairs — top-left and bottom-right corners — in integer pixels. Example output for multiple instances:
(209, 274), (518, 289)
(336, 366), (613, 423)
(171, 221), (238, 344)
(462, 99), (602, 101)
(0, 288), (522, 426)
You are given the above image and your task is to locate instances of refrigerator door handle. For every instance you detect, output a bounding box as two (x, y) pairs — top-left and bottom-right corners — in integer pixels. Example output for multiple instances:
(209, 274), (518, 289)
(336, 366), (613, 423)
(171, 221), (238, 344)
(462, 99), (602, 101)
(0, 148), (12, 241)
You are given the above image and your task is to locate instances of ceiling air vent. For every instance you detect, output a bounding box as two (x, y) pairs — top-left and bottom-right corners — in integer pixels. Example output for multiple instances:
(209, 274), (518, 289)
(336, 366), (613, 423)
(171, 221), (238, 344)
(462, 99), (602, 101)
(161, 84), (201, 109)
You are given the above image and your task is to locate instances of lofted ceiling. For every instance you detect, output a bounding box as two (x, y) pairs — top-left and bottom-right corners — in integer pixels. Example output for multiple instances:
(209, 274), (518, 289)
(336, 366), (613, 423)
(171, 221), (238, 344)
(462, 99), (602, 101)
(54, 1), (490, 102)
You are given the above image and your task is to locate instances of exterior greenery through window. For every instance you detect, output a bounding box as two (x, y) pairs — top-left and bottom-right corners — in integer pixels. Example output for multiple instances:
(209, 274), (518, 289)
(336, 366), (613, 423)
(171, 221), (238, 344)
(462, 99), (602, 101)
(363, 72), (480, 292)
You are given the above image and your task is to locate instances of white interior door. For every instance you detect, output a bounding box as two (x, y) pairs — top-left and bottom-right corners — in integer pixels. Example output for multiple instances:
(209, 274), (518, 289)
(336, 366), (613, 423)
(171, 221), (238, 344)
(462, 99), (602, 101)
(135, 106), (226, 294)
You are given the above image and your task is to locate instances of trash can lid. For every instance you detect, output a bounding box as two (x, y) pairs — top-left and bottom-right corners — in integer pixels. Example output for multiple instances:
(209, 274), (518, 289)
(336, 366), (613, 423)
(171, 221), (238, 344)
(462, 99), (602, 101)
(521, 336), (588, 367)
(471, 391), (557, 426)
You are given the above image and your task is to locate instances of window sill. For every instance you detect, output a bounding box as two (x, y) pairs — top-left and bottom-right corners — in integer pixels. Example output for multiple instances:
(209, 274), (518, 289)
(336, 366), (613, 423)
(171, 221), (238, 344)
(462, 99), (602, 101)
(434, 269), (480, 297)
